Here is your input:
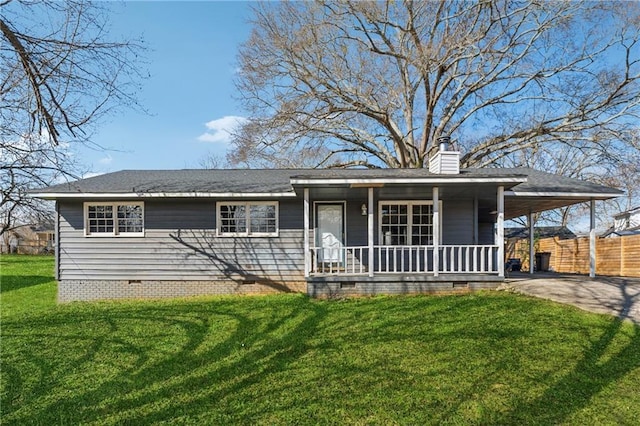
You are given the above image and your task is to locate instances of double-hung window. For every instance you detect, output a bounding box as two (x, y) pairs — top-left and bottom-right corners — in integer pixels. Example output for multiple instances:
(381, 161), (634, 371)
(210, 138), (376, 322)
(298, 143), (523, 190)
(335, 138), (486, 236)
(217, 202), (278, 236)
(379, 201), (435, 245)
(84, 202), (144, 236)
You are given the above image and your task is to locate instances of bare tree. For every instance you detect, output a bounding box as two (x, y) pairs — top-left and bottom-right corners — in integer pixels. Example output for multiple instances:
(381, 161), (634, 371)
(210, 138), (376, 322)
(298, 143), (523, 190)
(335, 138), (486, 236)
(231, 0), (640, 173)
(593, 129), (640, 225)
(197, 152), (228, 169)
(0, 132), (74, 236)
(501, 133), (638, 230)
(1, 0), (145, 235)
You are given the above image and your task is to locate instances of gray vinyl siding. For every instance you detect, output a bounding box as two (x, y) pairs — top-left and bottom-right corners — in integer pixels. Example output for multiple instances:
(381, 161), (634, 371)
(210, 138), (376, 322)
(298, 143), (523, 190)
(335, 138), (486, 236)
(58, 196), (485, 282)
(478, 223), (495, 245)
(345, 199), (368, 247)
(343, 198), (476, 246)
(58, 199), (304, 282)
(442, 199), (475, 244)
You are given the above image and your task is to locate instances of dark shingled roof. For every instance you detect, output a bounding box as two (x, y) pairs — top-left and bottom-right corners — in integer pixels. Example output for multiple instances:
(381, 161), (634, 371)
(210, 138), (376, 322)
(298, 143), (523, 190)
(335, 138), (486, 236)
(504, 226), (577, 240)
(38, 169), (300, 194)
(492, 168), (622, 195)
(31, 167), (622, 196)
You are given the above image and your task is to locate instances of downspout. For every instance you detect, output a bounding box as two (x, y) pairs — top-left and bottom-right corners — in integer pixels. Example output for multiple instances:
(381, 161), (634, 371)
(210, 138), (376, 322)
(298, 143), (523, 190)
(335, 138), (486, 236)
(55, 201), (60, 281)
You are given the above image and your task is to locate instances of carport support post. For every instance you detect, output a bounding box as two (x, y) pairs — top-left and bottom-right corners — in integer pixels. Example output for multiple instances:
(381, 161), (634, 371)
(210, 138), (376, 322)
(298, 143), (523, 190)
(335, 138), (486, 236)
(433, 186), (439, 277)
(529, 212), (535, 274)
(590, 199), (596, 278)
(497, 186), (505, 278)
(304, 187), (310, 278)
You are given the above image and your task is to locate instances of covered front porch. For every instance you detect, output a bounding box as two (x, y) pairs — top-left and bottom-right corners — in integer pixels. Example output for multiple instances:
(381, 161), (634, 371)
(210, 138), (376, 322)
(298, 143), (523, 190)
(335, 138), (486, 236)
(286, 165), (622, 296)
(292, 171), (525, 292)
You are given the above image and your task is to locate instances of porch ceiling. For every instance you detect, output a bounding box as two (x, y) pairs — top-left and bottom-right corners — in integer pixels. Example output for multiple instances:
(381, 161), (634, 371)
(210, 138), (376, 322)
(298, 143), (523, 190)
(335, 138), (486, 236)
(504, 195), (612, 220)
(305, 182), (514, 201)
(293, 167), (622, 221)
(304, 185), (618, 221)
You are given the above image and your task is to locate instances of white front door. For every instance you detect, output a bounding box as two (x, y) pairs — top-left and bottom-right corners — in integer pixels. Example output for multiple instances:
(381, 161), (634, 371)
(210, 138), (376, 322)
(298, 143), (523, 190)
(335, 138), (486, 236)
(316, 204), (344, 263)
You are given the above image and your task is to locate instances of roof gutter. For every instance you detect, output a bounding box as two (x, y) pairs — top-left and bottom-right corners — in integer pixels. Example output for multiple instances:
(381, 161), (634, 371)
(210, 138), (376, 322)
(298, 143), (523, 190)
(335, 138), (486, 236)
(290, 176), (528, 186)
(29, 191), (298, 200)
(505, 190), (622, 199)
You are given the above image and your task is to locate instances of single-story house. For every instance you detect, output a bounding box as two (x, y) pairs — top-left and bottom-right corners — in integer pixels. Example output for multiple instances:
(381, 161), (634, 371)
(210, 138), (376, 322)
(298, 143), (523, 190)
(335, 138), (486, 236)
(30, 148), (622, 301)
(601, 206), (640, 237)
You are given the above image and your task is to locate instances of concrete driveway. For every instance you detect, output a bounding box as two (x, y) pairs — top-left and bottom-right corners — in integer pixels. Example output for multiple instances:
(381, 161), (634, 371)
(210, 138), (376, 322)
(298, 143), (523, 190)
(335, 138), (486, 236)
(500, 272), (640, 323)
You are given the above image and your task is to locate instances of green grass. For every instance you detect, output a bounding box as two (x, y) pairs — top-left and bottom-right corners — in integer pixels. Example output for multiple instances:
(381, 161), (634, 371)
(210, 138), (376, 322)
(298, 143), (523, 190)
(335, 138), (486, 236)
(1, 255), (639, 425)
(0, 254), (57, 316)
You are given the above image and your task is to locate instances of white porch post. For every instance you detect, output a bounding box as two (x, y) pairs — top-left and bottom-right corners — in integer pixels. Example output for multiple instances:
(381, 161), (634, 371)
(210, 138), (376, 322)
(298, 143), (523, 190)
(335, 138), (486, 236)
(497, 186), (505, 277)
(303, 187), (310, 278)
(529, 212), (535, 274)
(590, 199), (596, 278)
(368, 187), (374, 277)
(433, 186), (440, 276)
(473, 196), (479, 245)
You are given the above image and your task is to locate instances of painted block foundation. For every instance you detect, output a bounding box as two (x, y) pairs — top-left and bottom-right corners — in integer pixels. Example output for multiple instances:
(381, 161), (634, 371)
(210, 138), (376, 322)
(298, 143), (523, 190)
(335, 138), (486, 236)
(58, 275), (503, 302)
(58, 279), (306, 302)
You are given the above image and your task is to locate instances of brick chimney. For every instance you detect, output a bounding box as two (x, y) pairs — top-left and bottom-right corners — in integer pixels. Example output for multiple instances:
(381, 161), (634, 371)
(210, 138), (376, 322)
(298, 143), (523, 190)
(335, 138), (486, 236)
(428, 136), (460, 174)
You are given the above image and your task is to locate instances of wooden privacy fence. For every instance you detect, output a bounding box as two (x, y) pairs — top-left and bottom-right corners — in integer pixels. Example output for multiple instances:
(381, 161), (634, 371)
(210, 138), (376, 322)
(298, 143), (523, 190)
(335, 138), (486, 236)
(507, 234), (640, 278)
(1, 240), (53, 255)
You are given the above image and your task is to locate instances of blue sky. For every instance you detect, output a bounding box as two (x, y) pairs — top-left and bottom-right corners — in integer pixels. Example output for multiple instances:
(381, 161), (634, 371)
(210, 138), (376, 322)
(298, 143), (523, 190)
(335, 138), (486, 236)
(84, 1), (253, 174)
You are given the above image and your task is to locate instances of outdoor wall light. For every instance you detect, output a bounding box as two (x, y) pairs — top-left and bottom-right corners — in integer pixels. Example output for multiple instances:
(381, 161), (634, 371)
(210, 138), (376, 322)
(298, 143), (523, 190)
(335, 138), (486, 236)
(361, 203), (368, 216)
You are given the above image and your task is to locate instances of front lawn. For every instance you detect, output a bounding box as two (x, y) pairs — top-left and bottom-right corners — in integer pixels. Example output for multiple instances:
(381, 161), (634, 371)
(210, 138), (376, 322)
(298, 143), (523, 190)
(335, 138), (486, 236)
(0, 254), (56, 316)
(1, 255), (639, 425)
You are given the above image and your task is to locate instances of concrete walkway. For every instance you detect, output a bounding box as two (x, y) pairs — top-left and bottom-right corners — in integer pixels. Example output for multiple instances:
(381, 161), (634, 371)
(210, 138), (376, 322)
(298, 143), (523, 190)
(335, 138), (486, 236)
(500, 272), (640, 323)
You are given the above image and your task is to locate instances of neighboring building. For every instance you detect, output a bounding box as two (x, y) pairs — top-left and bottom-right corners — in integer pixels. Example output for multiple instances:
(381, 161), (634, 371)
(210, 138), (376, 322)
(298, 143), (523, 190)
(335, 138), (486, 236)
(0, 224), (55, 254)
(30, 148), (622, 301)
(0, 231), (19, 254)
(504, 226), (577, 241)
(601, 206), (640, 237)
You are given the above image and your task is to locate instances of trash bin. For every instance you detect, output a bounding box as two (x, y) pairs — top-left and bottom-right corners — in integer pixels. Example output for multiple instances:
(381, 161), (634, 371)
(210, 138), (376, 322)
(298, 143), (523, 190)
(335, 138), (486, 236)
(506, 258), (522, 272)
(535, 252), (551, 272)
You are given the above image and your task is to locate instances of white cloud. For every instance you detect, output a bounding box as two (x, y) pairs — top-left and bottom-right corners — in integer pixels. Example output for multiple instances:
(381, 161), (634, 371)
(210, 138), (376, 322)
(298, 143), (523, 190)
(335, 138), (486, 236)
(197, 115), (246, 144)
(98, 155), (113, 165)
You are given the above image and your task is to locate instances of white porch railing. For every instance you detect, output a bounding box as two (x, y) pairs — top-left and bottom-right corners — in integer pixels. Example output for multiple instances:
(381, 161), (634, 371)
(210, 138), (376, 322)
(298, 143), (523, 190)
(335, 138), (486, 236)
(439, 245), (499, 273)
(309, 245), (499, 276)
(375, 245), (434, 273)
(310, 246), (368, 275)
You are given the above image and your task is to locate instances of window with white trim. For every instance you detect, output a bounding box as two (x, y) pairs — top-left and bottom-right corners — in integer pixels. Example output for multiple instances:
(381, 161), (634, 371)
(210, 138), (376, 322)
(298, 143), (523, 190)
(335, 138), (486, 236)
(379, 201), (434, 245)
(85, 202), (144, 236)
(217, 202), (278, 236)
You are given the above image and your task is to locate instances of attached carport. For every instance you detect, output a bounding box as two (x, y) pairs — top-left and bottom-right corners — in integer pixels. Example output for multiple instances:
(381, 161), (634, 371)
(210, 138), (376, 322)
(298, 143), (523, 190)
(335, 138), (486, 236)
(502, 168), (624, 277)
